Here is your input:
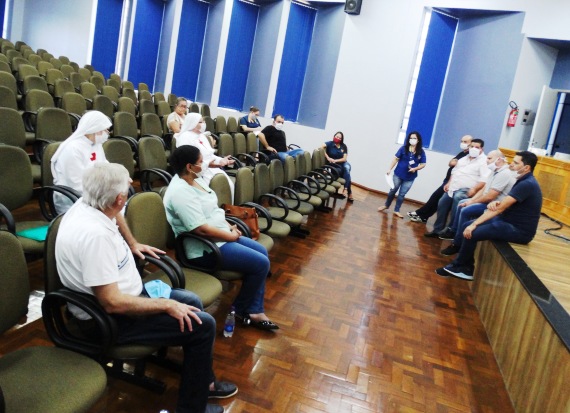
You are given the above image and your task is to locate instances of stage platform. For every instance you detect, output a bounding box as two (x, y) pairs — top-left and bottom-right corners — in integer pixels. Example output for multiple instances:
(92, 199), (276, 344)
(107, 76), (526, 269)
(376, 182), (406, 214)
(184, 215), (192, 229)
(472, 215), (570, 413)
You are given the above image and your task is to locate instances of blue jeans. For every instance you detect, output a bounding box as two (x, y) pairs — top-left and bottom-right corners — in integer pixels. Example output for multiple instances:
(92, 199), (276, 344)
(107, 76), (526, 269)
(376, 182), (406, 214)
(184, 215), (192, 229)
(114, 289), (215, 413)
(189, 237), (269, 315)
(338, 162), (352, 194)
(384, 175), (414, 212)
(451, 202), (488, 244)
(433, 188), (469, 233)
(452, 217), (534, 268)
(277, 148), (304, 163)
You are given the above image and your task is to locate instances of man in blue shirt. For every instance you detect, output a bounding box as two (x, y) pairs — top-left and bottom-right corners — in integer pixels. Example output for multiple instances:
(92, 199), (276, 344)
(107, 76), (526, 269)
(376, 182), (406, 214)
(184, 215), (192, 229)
(435, 151), (542, 281)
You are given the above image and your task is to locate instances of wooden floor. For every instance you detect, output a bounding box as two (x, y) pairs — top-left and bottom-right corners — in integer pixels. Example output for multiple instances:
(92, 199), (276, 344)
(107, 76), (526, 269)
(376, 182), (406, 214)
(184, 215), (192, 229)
(1, 186), (518, 413)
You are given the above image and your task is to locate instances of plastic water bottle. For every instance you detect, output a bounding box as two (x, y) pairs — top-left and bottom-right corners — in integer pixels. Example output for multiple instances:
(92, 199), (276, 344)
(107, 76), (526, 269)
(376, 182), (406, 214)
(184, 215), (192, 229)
(223, 309), (235, 337)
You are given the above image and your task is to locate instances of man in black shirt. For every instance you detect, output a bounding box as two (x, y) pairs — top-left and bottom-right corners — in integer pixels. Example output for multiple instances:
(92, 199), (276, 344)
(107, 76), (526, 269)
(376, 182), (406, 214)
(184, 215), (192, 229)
(259, 114), (304, 163)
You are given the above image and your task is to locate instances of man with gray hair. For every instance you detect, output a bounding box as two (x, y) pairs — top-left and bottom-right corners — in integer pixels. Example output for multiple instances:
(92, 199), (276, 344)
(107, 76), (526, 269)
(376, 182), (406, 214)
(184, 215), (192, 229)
(56, 162), (236, 413)
(438, 149), (516, 255)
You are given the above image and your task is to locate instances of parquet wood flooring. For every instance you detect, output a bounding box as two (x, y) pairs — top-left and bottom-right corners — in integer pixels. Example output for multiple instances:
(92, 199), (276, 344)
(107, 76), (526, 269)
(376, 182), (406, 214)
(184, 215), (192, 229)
(1, 187), (516, 412)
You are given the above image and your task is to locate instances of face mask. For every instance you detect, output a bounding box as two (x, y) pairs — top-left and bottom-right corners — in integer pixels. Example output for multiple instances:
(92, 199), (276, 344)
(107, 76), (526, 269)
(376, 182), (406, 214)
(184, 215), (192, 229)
(200, 123), (206, 133)
(191, 163), (204, 179)
(409, 138), (418, 145)
(469, 147), (480, 158)
(487, 161), (497, 172)
(251, 114), (257, 120)
(95, 131), (109, 145)
(333, 137), (341, 144)
(460, 142), (469, 151)
(275, 123), (284, 131)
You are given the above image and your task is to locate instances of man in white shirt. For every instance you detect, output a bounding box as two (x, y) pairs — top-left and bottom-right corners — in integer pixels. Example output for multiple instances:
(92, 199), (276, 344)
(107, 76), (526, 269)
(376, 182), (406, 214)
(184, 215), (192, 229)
(425, 138), (490, 237)
(439, 150), (516, 254)
(56, 163), (236, 413)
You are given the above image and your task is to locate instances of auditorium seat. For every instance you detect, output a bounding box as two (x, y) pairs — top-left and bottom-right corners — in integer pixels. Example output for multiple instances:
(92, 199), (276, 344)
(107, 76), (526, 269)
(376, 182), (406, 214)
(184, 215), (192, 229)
(93, 94), (115, 119)
(90, 75), (105, 93)
(79, 81), (98, 108)
(118, 96), (137, 117)
(53, 78), (74, 106)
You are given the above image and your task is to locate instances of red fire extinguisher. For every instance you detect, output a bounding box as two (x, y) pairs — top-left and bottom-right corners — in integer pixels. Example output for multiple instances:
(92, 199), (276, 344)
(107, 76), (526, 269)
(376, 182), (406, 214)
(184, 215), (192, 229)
(507, 101), (518, 127)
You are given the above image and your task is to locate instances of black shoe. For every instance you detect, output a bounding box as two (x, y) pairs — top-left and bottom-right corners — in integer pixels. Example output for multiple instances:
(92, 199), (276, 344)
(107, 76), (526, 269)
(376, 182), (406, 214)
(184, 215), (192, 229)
(435, 267), (450, 277)
(205, 404), (224, 413)
(424, 231), (439, 238)
(438, 229), (455, 240)
(443, 265), (474, 280)
(441, 244), (460, 256)
(209, 381), (238, 399)
(238, 314), (280, 330)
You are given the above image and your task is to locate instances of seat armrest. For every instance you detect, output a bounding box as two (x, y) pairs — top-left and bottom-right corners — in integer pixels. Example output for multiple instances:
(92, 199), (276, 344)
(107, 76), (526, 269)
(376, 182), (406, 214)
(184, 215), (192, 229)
(37, 185), (80, 221)
(241, 201), (273, 232)
(175, 232), (223, 273)
(139, 168), (172, 192)
(139, 253), (185, 290)
(0, 203), (16, 234)
(225, 216), (252, 238)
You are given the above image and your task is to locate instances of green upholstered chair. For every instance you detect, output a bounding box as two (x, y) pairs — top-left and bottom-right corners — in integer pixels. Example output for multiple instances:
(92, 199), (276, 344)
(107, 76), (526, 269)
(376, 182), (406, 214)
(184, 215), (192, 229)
(42, 215), (168, 393)
(92, 94), (115, 119)
(102, 138), (136, 178)
(214, 115), (227, 134)
(269, 158), (314, 216)
(137, 135), (172, 192)
(0, 231), (107, 413)
(188, 102), (199, 113)
(124, 191), (223, 306)
(210, 173), (274, 253)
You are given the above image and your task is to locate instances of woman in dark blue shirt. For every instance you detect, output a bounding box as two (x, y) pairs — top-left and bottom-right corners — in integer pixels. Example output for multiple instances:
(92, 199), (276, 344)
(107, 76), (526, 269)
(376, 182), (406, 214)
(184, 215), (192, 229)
(322, 131), (353, 202)
(378, 131), (426, 218)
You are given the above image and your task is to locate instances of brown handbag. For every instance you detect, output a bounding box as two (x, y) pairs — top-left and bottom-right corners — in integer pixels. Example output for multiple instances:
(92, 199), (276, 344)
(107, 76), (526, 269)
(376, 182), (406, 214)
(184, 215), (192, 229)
(221, 204), (260, 240)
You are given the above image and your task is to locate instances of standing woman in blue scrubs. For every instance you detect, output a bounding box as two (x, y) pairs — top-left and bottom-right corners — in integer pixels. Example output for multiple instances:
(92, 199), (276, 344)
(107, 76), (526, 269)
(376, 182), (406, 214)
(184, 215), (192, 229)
(322, 131), (354, 202)
(378, 131), (426, 218)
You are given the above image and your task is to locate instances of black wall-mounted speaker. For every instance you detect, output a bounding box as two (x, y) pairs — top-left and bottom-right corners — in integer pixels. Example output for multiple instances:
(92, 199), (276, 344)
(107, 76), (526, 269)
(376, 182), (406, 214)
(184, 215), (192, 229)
(344, 0), (362, 15)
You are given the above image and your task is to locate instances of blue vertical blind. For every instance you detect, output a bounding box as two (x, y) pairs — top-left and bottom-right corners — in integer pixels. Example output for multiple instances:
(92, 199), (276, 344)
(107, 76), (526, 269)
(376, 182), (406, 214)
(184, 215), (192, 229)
(0, 0), (6, 37)
(406, 11), (457, 147)
(91, 0), (123, 78)
(128, 0), (164, 90)
(172, 0), (209, 101)
(273, 3), (316, 121)
(218, 0), (259, 111)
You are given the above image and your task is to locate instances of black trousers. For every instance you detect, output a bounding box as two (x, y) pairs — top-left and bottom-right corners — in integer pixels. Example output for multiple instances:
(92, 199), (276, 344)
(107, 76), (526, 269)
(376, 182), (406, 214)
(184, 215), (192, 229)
(415, 183), (445, 220)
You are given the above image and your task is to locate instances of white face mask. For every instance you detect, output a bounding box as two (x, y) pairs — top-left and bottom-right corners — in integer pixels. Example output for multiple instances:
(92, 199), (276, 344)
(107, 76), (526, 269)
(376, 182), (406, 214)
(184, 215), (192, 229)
(95, 131), (109, 145)
(191, 163), (204, 179)
(487, 160), (497, 172)
(409, 138), (418, 145)
(460, 142), (470, 151)
(274, 123), (284, 131)
(200, 123), (206, 133)
(469, 147), (481, 158)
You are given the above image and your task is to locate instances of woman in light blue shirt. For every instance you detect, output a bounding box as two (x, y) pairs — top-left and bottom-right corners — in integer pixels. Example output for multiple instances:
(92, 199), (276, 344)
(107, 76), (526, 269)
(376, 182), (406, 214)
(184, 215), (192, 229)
(163, 146), (278, 330)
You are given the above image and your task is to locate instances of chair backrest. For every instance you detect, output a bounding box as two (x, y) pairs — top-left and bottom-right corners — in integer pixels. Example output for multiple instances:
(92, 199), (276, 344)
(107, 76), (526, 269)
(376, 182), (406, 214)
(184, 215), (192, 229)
(0, 60), (11, 73)
(36, 61), (53, 77)
(123, 88), (137, 105)
(0, 86), (18, 110)
(103, 139), (135, 178)
(101, 85), (119, 104)
(92, 95), (114, 119)
(50, 58), (63, 70)
(24, 89), (55, 112)
(109, 73), (121, 82)
(269, 158), (285, 189)
(92, 70), (104, 80)
(59, 55), (70, 65)
(77, 67), (91, 82)
(200, 103), (211, 118)
(214, 115), (227, 134)
(23, 75), (49, 94)
(79, 82), (98, 101)
(17, 64), (39, 82)
(283, 154), (297, 183)
(139, 89), (152, 102)
(217, 133), (233, 157)
(204, 116), (215, 133)
(138, 82), (149, 92)
(138, 135), (168, 171)
(233, 133), (247, 155)
(234, 167), (255, 205)
(60, 64), (75, 79)
(69, 72), (83, 90)
(140, 112), (163, 137)
(0, 145), (33, 210)
(0, 72), (18, 98)
(253, 162), (272, 200)
(41, 142), (61, 186)
(189, 102), (199, 113)
(12, 57), (30, 75)
(113, 111), (138, 139)
(90, 75), (105, 92)
(122, 80), (134, 91)
(124, 192), (170, 250)
(139, 98), (155, 115)
(84, 64), (95, 73)
(53, 79), (75, 100)
(117, 96), (136, 116)
(246, 132), (258, 153)
(0, 107), (27, 148)
(42, 52), (54, 62)
(69, 61), (80, 72)
(210, 173), (232, 207)
(62, 92), (87, 116)
(107, 77), (121, 93)
(27, 53), (42, 67)
(155, 100), (171, 118)
(36, 107), (72, 142)
(0, 53), (9, 64)
(167, 93), (177, 109)
(226, 116), (238, 134)
(44, 214), (65, 294)
(0, 231), (30, 334)
(153, 92), (165, 104)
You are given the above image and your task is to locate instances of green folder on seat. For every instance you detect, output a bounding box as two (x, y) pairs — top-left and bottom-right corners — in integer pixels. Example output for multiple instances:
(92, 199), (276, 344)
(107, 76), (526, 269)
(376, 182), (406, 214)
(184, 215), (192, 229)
(16, 225), (49, 242)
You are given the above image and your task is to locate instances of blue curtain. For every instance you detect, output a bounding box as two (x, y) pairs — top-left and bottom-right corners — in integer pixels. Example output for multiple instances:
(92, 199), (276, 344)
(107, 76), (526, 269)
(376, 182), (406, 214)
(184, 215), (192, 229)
(273, 3), (316, 121)
(172, 0), (209, 101)
(91, 0), (123, 78)
(0, 0), (6, 37)
(218, 0), (259, 111)
(128, 0), (164, 89)
(406, 11), (457, 147)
